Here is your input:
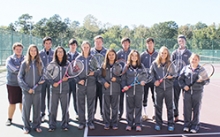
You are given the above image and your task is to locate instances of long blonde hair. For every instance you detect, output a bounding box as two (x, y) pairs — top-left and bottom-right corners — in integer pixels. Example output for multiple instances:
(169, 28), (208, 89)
(25, 44), (43, 75)
(154, 46), (171, 68)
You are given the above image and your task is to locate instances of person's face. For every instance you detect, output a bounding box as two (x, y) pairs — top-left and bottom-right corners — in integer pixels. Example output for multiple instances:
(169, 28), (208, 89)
(146, 41), (154, 50)
(131, 52), (138, 62)
(29, 47), (37, 59)
(82, 44), (90, 54)
(108, 51), (116, 62)
(57, 48), (64, 59)
(69, 43), (77, 51)
(14, 46), (23, 56)
(94, 38), (103, 49)
(122, 40), (130, 51)
(44, 40), (52, 50)
(190, 55), (200, 66)
(160, 49), (168, 60)
(178, 38), (186, 48)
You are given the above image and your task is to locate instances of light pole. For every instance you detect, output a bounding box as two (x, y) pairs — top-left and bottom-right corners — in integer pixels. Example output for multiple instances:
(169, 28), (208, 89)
(26, 21), (33, 44)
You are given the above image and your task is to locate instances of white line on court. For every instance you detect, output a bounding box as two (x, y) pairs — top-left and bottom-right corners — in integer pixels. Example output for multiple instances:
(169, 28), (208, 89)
(84, 126), (88, 137)
(88, 132), (220, 137)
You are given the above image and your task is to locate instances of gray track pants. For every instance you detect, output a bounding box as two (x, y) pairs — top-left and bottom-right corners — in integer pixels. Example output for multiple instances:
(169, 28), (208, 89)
(77, 84), (96, 125)
(22, 93), (41, 130)
(102, 94), (120, 125)
(155, 86), (174, 126)
(183, 90), (202, 131)
(49, 91), (69, 129)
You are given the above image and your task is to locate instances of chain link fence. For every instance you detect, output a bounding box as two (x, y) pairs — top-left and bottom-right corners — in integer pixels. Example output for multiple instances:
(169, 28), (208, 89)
(1, 30), (220, 65)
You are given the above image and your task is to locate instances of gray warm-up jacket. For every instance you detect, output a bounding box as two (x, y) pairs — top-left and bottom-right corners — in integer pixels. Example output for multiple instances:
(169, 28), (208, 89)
(98, 64), (121, 95)
(17, 60), (44, 94)
(178, 65), (208, 91)
(39, 48), (54, 68)
(140, 49), (158, 68)
(74, 55), (100, 86)
(6, 54), (24, 86)
(90, 47), (107, 56)
(46, 61), (70, 93)
(171, 48), (192, 72)
(150, 61), (177, 89)
(117, 48), (131, 61)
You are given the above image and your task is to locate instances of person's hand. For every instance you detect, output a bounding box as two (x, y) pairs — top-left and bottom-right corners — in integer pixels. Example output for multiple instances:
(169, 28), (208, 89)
(154, 80), (160, 86)
(38, 80), (45, 84)
(28, 89), (34, 94)
(62, 76), (68, 82)
(78, 80), (85, 85)
(166, 75), (173, 79)
(88, 71), (94, 76)
(104, 82), (110, 88)
(197, 78), (203, 82)
(111, 77), (116, 82)
(53, 82), (59, 87)
(140, 81), (145, 86)
(123, 86), (129, 91)
(184, 86), (189, 91)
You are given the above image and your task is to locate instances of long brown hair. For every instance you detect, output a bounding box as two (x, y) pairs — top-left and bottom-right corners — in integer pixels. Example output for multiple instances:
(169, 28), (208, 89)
(25, 44), (42, 75)
(127, 50), (142, 68)
(102, 49), (117, 77)
(155, 46), (171, 68)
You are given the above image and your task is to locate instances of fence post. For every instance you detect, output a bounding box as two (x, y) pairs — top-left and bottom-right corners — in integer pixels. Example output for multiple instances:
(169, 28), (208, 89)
(212, 39), (214, 57)
(11, 31), (13, 55)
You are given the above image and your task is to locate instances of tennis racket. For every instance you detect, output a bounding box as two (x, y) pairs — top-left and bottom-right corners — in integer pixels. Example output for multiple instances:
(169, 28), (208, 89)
(189, 63), (214, 86)
(89, 53), (105, 71)
(122, 67), (152, 92)
(112, 59), (127, 76)
(57, 60), (84, 84)
(159, 59), (185, 83)
(45, 63), (60, 82)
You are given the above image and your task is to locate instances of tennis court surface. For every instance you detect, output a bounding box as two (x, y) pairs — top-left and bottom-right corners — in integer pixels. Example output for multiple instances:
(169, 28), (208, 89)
(0, 63), (219, 137)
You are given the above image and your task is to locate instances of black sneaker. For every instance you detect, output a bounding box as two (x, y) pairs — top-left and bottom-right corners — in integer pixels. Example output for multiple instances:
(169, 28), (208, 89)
(78, 124), (85, 130)
(63, 127), (68, 131)
(5, 119), (12, 126)
(104, 124), (110, 130)
(88, 123), (95, 130)
(48, 128), (55, 132)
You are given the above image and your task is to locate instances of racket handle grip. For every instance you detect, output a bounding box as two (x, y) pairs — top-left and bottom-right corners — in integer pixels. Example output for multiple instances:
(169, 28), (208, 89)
(122, 86), (132, 92)
(57, 80), (62, 84)
(32, 84), (38, 90)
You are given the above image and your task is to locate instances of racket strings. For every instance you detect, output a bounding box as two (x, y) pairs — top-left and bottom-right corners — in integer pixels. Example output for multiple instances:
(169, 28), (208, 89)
(69, 60), (84, 77)
(112, 63), (122, 76)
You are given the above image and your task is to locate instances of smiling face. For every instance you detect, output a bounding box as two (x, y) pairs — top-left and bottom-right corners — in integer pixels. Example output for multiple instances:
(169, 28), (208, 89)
(190, 54), (200, 67)
(178, 38), (186, 49)
(108, 51), (116, 62)
(14, 46), (23, 56)
(81, 43), (90, 56)
(29, 47), (37, 59)
(131, 51), (138, 62)
(158, 47), (170, 62)
(57, 48), (64, 60)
